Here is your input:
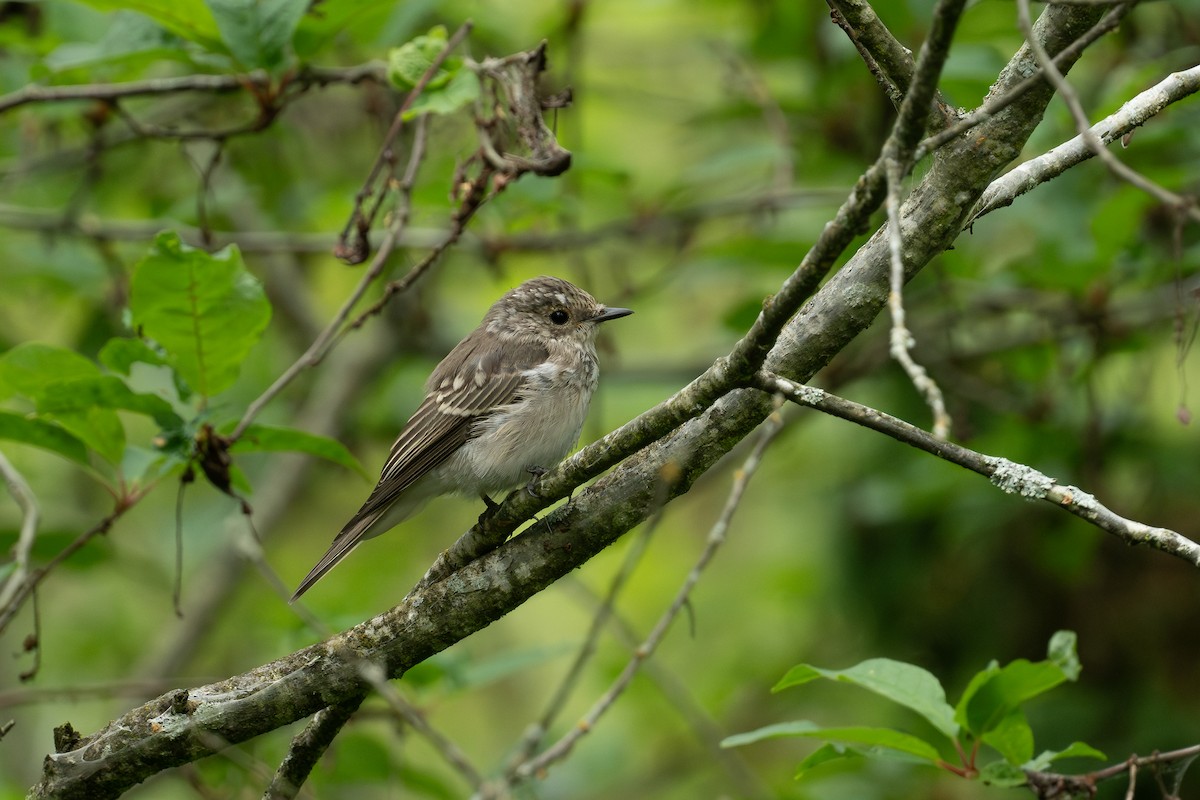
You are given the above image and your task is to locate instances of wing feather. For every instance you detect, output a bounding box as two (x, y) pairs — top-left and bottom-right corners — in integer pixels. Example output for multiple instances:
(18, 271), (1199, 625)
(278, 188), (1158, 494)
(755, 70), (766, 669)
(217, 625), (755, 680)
(290, 335), (549, 601)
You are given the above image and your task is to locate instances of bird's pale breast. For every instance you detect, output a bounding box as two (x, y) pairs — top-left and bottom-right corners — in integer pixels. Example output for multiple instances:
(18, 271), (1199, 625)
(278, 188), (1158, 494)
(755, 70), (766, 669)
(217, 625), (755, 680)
(439, 342), (599, 494)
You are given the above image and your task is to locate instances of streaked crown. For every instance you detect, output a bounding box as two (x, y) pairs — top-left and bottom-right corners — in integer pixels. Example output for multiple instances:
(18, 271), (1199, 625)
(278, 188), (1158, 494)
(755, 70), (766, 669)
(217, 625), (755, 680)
(483, 276), (631, 342)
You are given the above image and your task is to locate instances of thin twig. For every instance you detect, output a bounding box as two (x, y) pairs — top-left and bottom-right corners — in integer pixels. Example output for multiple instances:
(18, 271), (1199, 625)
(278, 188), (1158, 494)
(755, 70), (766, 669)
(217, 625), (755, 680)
(915, 3), (1134, 161)
(502, 462), (679, 781)
(359, 663), (485, 791)
(0, 63), (388, 115)
(336, 21), (473, 264)
(971, 64), (1200, 223)
(0, 503), (131, 635)
(0, 449), (41, 613)
(228, 115), (431, 443)
(1014, 0), (1200, 224)
(513, 405), (787, 782)
(757, 371), (1200, 567)
(1025, 743), (1200, 798)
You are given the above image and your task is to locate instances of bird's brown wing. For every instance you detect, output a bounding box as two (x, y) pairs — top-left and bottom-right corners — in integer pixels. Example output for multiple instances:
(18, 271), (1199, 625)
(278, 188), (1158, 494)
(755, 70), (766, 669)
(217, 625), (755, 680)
(290, 336), (549, 601)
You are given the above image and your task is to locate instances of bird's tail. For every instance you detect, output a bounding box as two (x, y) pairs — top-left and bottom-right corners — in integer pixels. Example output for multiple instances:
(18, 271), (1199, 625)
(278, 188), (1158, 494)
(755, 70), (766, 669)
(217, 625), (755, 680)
(289, 513), (378, 602)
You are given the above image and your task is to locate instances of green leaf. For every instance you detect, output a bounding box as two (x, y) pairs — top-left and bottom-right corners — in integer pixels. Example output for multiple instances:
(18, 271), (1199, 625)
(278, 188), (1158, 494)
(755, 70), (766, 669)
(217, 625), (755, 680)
(795, 743), (862, 779)
(774, 658), (959, 739)
(1047, 630), (1081, 681)
(130, 232), (271, 399)
(387, 26), (453, 89)
(981, 706), (1034, 765)
(43, 406), (125, 466)
(722, 721), (943, 763)
(957, 659), (1069, 738)
(71, 0), (226, 54)
(979, 760), (1028, 788)
(229, 424), (367, 478)
(122, 444), (190, 487)
(0, 412), (90, 467)
(205, 0), (308, 70)
(38, 376), (185, 431)
(404, 68), (479, 119)
(292, 0), (420, 60)
(0, 343), (102, 401)
(98, 338), (168, 375)
(43, 11), (188, 73)
(1025, 741), (1106, 771)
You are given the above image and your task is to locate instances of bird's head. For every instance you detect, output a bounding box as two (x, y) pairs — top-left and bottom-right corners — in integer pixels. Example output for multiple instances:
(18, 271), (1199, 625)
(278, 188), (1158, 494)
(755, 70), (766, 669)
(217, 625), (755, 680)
(485, 276), (632, 345)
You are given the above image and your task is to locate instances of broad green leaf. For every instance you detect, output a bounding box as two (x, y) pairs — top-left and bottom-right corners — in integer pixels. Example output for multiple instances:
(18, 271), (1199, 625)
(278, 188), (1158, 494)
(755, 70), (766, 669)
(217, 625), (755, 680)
(100, 338), (193, 401)
(722, 721), (943, 763)
(205, 0), (307, 70)
(292, 0), (422, 60)
(0, 343), (102, 401)
(774, 658), (958, 739)
(979, 760), (1028, 788)
(229, 424), (367, 478)
(404, 68), (479, 120)
(44, 407), (125, 466)
(130, 232), (271, 399)
(795, 743), (862, 779)
(0, 412), (90, 467)
(43, 11), (186, 73)
(39, 376), (185, 431)
(388, 26), (453, 89)
(1047, 630), (1081, 680)
(71, 0), (225, 54)
(99, 338), (168, 375)
(981, 706), (1034, 765)
(957, 659), (1069, 737)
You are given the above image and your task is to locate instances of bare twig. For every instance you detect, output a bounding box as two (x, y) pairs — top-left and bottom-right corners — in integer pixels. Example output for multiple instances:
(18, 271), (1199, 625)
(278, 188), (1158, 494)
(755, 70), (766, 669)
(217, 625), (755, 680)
(1025, 744), (1200, 799)
(512, 405), (786, 783)
(758, 372), (1200, 567)
(0, 503), (132, 635)
(971, 64), (1200, 223)
(0, 449), (41, 613)
(502, 463), (678, 781)
(884, 158), (951, 438)
(229, 115), (430, 443)
(915, 3), (1134, 162)
(1013, 0), (1200, 224)
(359, 663), (485, 790)
(335, 21), (473, 264)
(0, 63), (387, 115)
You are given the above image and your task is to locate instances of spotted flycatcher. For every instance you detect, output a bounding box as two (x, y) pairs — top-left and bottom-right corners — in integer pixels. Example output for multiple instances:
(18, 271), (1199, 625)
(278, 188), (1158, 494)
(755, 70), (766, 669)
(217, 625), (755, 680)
(291, 276), (632, 600)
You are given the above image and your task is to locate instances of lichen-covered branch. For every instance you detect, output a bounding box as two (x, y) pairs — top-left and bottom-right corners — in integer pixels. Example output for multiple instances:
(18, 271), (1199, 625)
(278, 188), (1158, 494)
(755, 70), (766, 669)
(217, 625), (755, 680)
(759, 372), (1200, 567)
(971, 64), (1200, 223)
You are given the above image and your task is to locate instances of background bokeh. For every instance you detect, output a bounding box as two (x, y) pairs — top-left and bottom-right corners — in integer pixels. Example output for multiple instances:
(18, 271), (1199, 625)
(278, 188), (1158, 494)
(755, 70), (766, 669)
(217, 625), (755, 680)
(1, 1), (1199, 798)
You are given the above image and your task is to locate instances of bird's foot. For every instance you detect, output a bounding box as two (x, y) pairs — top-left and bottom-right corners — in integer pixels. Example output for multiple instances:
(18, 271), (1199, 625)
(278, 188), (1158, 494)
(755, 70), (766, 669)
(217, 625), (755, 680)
(524, 465), (548, 498)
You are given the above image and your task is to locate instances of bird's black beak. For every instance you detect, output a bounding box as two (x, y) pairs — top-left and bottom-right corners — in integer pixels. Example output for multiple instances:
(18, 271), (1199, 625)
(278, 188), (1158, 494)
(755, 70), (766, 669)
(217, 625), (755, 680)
(592, 306), (633, 323)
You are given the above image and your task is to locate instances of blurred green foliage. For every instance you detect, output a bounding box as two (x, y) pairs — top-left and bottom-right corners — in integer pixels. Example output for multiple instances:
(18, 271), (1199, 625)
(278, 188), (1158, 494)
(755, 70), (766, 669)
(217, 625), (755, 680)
(0, 1), (1198, 799)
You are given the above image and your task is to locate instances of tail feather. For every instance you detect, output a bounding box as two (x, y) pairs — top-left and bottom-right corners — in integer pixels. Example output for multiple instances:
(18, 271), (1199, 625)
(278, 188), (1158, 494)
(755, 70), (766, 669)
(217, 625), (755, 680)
(290, 514), (378, 602)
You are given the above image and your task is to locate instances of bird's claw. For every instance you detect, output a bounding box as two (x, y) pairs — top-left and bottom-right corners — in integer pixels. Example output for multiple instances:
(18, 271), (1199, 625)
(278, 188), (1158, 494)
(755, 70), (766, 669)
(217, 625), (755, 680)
(525, 465), (548, 498)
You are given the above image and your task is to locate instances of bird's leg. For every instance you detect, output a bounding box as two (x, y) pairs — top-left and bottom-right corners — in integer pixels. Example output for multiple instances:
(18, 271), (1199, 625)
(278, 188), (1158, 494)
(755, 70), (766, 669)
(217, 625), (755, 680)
(477, 492), (501, 525)
(524, 465), (548, 498)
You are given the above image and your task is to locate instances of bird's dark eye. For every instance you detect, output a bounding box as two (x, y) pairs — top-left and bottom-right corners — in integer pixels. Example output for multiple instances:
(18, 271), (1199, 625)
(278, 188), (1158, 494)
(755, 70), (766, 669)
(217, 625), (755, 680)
(549, 309), (570, 325)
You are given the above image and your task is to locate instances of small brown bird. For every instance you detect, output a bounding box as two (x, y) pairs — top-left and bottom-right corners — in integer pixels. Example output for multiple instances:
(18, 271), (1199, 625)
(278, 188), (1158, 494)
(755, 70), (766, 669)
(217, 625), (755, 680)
(291, 276), (632, 600)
